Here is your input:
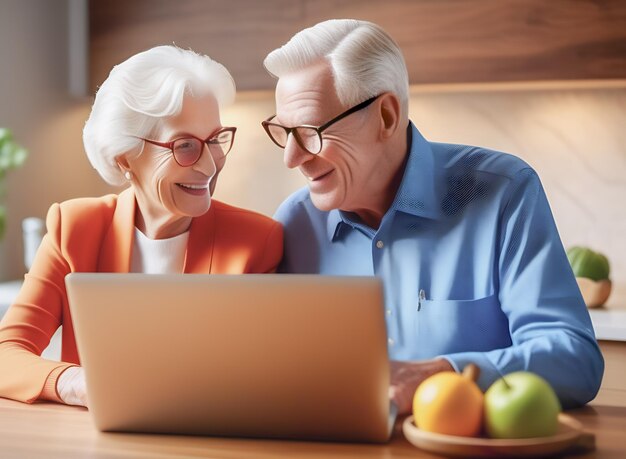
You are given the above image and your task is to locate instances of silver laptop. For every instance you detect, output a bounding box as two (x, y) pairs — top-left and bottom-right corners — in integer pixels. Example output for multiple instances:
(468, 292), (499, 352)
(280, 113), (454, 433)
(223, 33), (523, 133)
(65, 273), (394, 443)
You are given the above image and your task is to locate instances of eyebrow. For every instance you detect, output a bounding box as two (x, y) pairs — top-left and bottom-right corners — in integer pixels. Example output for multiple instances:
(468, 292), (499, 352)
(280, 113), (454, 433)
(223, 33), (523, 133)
(271, 115), (323, 129)
(163, 128), (224, 141)
(167, 132), (193, 139)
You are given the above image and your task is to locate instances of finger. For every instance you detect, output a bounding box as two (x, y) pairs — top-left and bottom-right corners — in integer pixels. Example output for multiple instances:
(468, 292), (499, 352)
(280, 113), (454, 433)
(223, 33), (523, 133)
(396, 389), (413, 415)
(390, 365), (409, 383)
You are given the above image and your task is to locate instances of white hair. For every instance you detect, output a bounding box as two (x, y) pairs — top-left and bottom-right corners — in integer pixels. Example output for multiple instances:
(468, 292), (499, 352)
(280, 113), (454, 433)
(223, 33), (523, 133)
(264, 19), (409, 118)
(83, 45), (236, 186)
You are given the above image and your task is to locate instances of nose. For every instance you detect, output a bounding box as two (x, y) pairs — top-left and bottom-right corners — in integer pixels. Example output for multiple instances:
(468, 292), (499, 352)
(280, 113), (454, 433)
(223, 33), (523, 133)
(193, 144), (218, 181)
(283, 134), (314, 170)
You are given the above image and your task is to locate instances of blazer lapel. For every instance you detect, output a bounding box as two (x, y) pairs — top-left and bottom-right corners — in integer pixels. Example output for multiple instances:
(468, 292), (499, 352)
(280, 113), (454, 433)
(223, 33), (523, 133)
(97, 188), (135, 273)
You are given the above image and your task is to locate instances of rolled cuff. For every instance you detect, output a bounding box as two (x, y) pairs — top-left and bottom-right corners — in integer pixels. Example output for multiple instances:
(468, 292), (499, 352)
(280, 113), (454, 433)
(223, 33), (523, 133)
(39, 364), (77, 403)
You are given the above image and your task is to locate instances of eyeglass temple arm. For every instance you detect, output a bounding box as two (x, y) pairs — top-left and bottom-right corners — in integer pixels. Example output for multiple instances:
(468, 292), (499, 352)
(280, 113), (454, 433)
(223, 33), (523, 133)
(317, 96), (379, 132)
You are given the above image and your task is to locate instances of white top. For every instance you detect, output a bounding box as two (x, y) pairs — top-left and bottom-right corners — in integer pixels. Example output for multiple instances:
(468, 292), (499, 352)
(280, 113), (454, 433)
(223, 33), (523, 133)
(130, 228), (189, 274)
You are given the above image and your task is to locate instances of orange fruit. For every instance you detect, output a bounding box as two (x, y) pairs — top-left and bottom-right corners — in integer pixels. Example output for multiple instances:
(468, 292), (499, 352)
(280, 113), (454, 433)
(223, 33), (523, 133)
(413, 364), (483, 437)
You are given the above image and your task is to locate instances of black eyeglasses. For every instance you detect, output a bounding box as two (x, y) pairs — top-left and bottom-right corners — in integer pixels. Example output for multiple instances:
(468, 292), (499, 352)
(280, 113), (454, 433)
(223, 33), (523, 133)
(137, 127), (237, 167)
(261, 95), (380, 155)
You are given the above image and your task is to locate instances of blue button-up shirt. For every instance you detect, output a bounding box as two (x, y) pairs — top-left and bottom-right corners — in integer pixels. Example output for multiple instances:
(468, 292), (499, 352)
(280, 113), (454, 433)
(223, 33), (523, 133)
(274, 122), (604, 408)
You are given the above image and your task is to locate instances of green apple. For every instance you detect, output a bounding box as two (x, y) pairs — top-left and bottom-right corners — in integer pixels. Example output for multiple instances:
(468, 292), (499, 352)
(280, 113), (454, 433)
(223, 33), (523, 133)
(566, 246), (610, 281)
(484, 372), (561, 439)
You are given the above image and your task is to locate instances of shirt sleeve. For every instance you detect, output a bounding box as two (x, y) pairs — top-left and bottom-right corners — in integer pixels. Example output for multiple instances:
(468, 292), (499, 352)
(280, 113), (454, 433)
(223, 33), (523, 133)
(273, 197), (295, 274)
(273, 188), (318, 274)
(0, 203), (75, 403)
(258, 220), (284, 273)
(442, 168), (604, 408)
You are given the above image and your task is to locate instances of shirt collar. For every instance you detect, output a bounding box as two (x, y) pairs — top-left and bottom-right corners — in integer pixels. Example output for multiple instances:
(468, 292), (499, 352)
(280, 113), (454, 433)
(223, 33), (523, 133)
(391, 121), (441, 219)
(327, 121), (442, 242)
(327, 210), (344, 241)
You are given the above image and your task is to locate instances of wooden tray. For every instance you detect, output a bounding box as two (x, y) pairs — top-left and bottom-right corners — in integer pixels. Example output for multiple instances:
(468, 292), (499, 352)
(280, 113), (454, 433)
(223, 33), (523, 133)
(402, 413), (594, 457)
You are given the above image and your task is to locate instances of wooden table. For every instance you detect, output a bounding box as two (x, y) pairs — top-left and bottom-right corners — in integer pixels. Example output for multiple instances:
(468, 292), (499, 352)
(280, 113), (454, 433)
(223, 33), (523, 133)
(1, 394), (625, 459)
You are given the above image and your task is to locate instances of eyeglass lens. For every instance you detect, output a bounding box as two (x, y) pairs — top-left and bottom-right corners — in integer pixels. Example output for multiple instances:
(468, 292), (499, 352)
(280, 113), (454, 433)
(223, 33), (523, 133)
(266, 124), (321, 154)
(172, 131), (234, 166)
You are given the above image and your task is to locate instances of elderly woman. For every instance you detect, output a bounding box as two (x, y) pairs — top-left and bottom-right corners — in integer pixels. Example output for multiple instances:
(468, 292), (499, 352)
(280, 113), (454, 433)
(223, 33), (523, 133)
(0, 46), (282, 407)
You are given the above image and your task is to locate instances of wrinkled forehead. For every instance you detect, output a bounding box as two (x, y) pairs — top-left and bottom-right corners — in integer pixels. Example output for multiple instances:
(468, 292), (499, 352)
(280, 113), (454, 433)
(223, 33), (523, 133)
(274, 61), (344, 127)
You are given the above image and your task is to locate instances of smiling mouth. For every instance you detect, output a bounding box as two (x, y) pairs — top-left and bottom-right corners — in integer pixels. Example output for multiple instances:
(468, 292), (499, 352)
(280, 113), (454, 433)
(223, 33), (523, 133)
(307, 170), (333, 182)
(177, 183), (209, 195)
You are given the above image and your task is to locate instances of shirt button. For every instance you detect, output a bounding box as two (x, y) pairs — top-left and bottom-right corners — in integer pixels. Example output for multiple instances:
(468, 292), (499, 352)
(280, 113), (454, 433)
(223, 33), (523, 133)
(376, 240), (384, 249)
(388, 338), (395, 346)
(386, 309), (392, 316)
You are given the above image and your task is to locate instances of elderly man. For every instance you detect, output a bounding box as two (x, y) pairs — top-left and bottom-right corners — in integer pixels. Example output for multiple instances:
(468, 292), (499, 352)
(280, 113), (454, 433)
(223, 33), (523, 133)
(262, 19), (603, 414)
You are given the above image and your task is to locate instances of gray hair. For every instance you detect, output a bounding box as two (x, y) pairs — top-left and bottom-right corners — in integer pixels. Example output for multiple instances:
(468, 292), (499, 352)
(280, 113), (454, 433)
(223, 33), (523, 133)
(83, 45), (236, 186)
(264, 19), (408, 118)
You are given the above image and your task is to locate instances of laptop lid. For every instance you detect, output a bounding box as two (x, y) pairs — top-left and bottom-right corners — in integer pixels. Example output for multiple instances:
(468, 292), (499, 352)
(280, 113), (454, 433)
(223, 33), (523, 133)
(65, 273), (392, 443)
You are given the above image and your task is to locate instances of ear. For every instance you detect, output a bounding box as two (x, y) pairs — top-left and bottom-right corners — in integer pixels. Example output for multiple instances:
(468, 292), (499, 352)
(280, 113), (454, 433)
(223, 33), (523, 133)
(377, 93), (401, 140)
(116, 155), (131, 174)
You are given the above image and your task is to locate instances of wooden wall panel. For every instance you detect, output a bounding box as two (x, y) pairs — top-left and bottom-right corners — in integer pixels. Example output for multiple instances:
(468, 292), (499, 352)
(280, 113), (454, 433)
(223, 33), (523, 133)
(89, 0), (626, 92)
(89, 0), (303, 91)
(311, 0), (626, 84)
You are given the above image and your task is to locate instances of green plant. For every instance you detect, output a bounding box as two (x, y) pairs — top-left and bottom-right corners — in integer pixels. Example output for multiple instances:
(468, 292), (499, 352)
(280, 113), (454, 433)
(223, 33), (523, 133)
(0, 128), (29, 239)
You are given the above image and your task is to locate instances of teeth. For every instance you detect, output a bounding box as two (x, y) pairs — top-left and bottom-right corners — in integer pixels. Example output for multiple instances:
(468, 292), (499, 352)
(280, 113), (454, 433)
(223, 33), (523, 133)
(179, 184), (207, 190)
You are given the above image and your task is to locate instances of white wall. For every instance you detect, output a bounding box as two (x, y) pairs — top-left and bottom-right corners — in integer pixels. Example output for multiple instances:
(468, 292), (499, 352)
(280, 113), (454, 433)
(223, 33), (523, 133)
(1, 1), (625, 286)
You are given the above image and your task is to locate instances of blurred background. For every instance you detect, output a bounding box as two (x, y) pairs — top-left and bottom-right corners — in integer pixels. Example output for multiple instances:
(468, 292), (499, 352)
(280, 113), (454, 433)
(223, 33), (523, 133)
(0, 0), (625, 285)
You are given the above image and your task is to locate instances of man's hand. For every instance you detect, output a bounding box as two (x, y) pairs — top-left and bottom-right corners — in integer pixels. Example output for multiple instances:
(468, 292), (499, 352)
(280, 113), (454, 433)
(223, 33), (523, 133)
(389, 358), (454, 415)
(57, 366), (88, 407)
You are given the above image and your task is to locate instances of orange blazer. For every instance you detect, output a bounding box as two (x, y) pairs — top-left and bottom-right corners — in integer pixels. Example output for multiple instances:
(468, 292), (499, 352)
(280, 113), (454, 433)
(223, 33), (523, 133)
(0, 188), (283, 403)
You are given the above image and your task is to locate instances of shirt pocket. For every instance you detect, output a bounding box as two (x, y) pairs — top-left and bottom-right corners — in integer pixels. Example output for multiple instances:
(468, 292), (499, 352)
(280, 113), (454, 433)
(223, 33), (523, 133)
(414, 294), (511, 355)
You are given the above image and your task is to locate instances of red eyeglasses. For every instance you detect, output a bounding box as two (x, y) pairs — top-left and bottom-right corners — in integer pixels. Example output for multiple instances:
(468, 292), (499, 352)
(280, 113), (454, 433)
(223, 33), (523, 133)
(138, 127), (237, 167)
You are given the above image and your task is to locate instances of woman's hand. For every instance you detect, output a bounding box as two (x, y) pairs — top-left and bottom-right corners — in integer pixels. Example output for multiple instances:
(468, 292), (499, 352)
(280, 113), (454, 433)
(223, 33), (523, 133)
(57, 366), (88, 407)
